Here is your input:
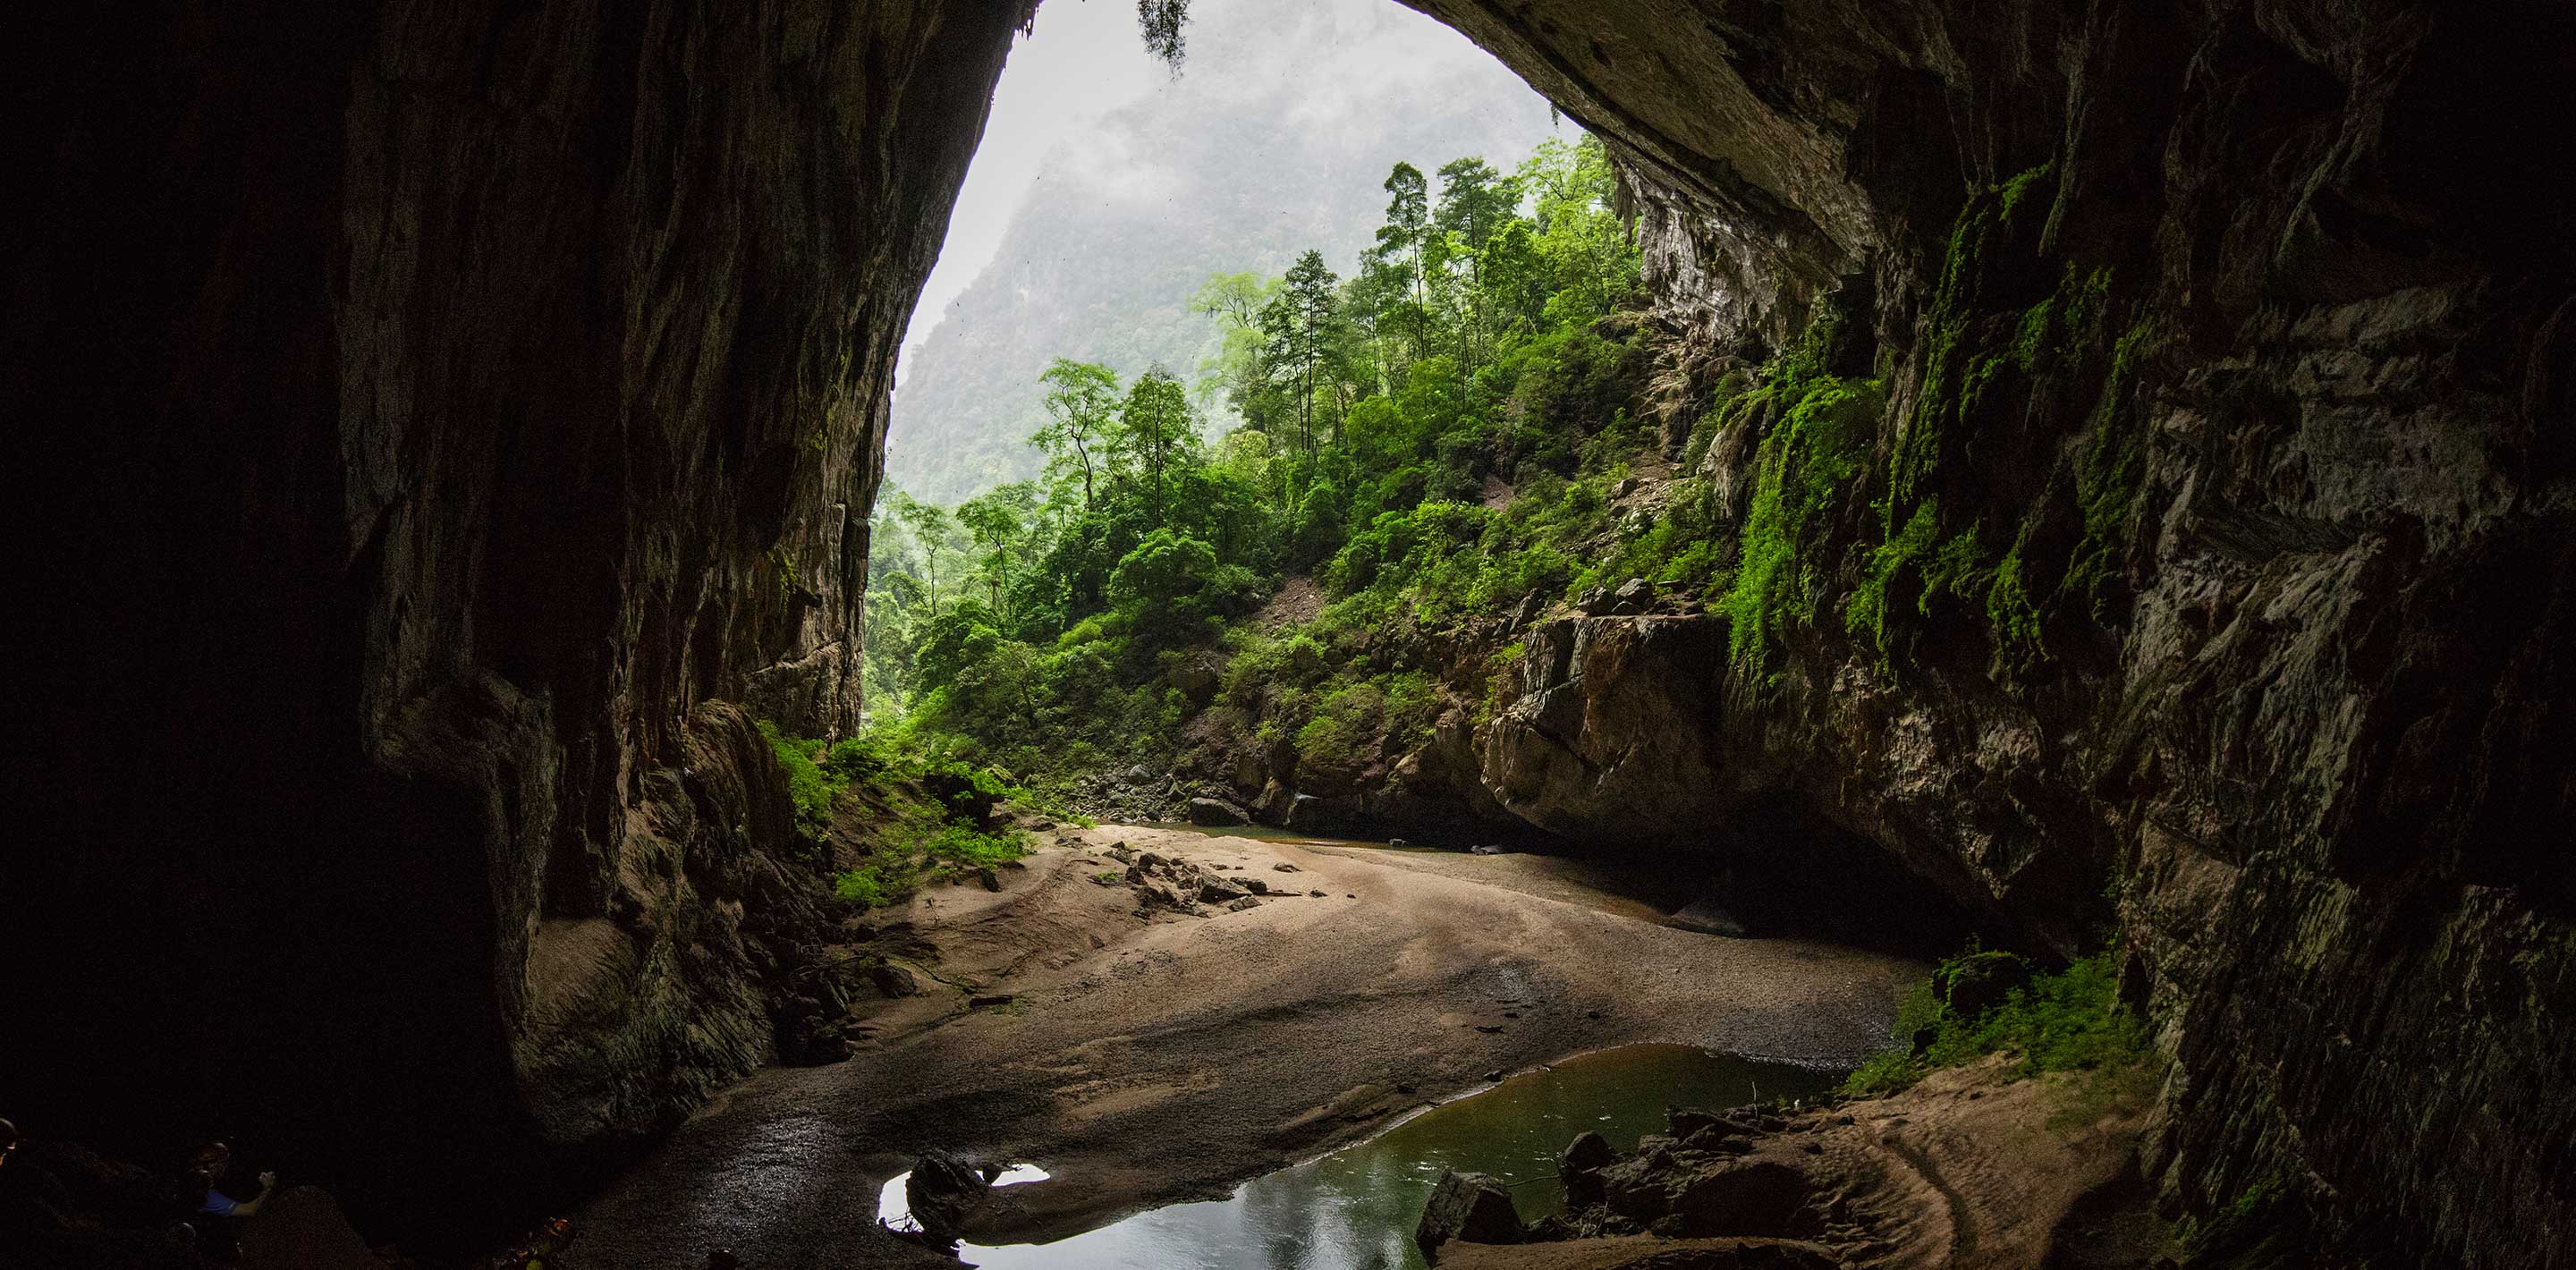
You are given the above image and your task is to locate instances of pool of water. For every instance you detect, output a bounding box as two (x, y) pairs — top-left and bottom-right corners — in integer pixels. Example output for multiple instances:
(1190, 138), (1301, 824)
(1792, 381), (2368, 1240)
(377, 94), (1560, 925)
(894, 1044), (1842, 1270)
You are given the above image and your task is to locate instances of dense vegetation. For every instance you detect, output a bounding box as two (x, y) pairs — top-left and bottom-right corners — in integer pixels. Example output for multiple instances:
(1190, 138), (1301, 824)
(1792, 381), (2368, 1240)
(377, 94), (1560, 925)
(1841, 944), (2152, 1107)
(863, 134), (1662, 789)
(758, 723), (1063, 908)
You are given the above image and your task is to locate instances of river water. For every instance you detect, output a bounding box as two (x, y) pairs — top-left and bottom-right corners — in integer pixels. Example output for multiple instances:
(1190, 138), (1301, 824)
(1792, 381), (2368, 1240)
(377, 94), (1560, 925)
(877, 1044), (1841, 1270)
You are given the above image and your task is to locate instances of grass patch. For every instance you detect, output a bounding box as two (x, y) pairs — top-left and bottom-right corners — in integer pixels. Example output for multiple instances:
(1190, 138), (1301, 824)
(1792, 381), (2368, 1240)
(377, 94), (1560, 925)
(1843, 945), (2150, 1101)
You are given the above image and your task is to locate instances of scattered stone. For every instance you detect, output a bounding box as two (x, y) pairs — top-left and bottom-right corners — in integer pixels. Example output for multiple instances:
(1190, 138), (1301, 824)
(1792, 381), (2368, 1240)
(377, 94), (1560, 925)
(1028, 819), (1056, 832)
(1309, 889), (1326, 897)
(1000, 859), (1027, 870)
(1272, 862), (1301, 872)
(1484, 1070), (1504, 1081)
(969, 993), (1014, 1008)
(1198, 873), (1250, 903)
(870, 964), (921, 998)
(1387, 838), (1410, 849)
(1346, 893), (1358, 899)
(1227, 896), (1261, 912)
(1476, 1025), (1506, 1034)
(976, 868), (1003, 892)
(1139, 851), (1168, 868)
(1414, 1170), (1523, 1261)
(1239, 876), (1270, 894)
(1186, 797), (1249, 826)
(1469, 844), (1506, 856)
(1614, 577), (1654, 612)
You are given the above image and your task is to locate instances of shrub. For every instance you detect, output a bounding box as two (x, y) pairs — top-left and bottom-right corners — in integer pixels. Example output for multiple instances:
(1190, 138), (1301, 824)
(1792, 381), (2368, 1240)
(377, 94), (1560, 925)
(759, 719), (841, 842)
(1842, 946), (2148, 1099)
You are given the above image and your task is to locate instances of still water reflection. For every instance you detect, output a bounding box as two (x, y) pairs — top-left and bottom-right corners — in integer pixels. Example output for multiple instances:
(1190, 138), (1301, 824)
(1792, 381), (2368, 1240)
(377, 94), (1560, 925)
(909, 1044), (1840, 1270)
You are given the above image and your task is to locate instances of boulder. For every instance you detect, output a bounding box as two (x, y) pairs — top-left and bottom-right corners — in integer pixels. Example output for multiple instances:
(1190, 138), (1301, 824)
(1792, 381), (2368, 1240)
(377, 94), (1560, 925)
(1415, 1170), (1523, 1261)
(1273, 862), (1301, 873)
(1936, 950), (2029, 1020)
(1226, 896), (1261, 912)
(1613, 577), (1653, 612)
(1560, 1130), (1616, 1177)
(1560, 1130), (1615, 1207)
(904, 1150), (990, 1238)
(1186, 797), (1248, 826)
(870, 964), (920, 998)
(1197, 872), (1250, 903)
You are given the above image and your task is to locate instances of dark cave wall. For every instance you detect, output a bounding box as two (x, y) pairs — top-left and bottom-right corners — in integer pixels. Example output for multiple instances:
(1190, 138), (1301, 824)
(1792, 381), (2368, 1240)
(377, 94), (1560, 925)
(4, 0), (1030, 1227)
(1405, 0), (2576, 1265)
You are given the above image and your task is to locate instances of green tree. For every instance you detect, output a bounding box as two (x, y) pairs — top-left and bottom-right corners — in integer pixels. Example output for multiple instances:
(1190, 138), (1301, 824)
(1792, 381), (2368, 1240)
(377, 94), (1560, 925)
(956, 480), (1039, 622)
(889, 490), (959, 620)
(1191, 273), (1285, 434)
(1376, 162), (1433, 359)
(1434, 157), (1517, 254)
(1117, 367), (1199, 529)
(1261, 250), (1341, 460)
(1031, 359), (1121, 512)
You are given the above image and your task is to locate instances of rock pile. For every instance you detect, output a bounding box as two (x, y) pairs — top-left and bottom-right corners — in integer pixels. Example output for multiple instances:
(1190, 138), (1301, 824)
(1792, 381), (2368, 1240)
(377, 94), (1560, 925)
(1120, 851), (1269, 917)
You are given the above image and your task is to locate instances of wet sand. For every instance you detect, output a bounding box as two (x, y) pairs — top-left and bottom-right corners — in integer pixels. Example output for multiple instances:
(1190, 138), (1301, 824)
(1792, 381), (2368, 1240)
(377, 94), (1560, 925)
(564, 826), (1922, 1268)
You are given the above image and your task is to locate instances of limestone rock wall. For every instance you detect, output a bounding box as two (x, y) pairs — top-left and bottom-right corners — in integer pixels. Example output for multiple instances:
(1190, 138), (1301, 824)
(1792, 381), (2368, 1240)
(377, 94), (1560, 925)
(1406, 1), (2576, 1264)
(4, 0), (1030, 1232)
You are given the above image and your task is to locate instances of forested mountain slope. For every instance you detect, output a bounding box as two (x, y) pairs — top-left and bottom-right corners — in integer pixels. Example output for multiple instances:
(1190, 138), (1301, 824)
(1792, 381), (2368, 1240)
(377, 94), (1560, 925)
(886, 0), (1558, 504)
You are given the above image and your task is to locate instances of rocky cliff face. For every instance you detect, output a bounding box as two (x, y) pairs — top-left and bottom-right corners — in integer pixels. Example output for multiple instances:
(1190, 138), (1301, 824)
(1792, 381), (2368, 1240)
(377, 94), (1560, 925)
(1398, 2), (2575, 1265)
(5, 0), (1030, 1234)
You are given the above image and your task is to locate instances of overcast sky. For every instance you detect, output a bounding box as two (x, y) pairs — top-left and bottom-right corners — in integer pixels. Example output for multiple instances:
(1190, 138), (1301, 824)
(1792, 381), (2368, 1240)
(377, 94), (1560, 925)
(896, 0), (1538, 385)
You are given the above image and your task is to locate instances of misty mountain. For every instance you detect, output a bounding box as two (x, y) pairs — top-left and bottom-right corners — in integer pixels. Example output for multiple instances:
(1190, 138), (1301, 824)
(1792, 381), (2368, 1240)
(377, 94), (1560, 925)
(885, 0), (1560, 505)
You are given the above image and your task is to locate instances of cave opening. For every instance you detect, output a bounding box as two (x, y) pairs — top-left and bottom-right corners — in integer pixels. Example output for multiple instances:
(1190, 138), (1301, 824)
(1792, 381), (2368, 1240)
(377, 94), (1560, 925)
(7, 0), (2571, 1266)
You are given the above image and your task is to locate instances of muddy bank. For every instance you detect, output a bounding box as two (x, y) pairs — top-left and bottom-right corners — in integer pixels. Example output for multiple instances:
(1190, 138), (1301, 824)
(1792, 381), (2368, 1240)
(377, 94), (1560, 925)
(563, 825), (1919, 1267)
(1438, 1054), (2159, 1270)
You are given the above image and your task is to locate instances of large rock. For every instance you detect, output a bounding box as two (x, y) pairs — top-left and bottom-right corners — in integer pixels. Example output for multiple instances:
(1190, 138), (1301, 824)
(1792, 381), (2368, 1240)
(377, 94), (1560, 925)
(1186, 797), (1248, 826)
(903, 1150), (991, 1239)
(1560, 1130), (1616, 1208)
(1415, 1170), (1524, 1261)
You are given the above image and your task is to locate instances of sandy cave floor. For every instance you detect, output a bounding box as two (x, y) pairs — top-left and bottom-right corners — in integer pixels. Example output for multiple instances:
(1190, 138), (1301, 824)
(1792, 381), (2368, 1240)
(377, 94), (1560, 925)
(563, 826), (1925, 1268)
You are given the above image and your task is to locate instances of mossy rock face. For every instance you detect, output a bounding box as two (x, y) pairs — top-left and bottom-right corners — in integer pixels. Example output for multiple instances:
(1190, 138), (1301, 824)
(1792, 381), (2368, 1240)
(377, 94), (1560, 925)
(1936, 950), (2029, 1020)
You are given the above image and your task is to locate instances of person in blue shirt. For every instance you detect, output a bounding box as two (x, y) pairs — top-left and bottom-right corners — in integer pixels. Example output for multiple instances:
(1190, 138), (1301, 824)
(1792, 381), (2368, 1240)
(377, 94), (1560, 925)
(180, 1141), (275, 1260)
